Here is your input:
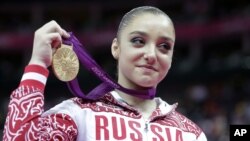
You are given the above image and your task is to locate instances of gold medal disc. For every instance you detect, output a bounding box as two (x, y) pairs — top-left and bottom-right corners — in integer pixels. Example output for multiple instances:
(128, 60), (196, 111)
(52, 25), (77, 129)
(52, 44), (79, 81)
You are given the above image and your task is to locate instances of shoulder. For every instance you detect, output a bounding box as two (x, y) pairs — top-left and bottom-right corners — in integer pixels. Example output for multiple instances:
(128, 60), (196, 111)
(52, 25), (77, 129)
(71, 93), (119, 109)
(155, 98), (205, 139)
(170, 111), (203, 136)
(42, 98), (81, 116)
(42, 93), (116, 116)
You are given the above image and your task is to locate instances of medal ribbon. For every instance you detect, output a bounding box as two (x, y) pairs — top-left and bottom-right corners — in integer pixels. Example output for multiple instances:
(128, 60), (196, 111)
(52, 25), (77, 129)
(63, 32), (156, 100)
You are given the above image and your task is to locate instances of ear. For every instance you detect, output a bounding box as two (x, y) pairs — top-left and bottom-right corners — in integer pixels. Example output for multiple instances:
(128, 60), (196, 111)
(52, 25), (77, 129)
(111, 38), (120, 59)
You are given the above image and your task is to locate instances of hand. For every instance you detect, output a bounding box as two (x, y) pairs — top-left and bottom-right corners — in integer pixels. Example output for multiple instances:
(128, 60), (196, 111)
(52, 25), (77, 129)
(28, 20), (70, 68)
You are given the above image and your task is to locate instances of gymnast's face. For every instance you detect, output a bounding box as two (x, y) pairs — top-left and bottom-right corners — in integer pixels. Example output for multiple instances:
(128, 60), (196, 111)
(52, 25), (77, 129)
(111, 13), (175, 89)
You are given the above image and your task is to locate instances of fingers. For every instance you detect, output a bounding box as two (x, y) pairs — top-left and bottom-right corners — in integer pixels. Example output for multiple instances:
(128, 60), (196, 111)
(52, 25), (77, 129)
(38, 20), (70, 38)
(35, 20), (70, 48)
(45, 32), (62, 48)
(30, 21), (69, 68)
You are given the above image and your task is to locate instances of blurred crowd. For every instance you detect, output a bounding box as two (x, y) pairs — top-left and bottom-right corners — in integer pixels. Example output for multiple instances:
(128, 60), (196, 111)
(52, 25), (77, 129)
(1, 0), (250, 141)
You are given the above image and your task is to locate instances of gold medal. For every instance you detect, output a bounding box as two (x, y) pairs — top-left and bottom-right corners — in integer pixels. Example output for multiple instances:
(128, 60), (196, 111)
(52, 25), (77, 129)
(52, 44), (79, 82)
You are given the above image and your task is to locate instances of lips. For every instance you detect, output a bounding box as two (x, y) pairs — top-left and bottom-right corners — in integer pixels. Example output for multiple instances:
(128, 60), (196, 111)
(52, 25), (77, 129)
(138, 65), (158, 71)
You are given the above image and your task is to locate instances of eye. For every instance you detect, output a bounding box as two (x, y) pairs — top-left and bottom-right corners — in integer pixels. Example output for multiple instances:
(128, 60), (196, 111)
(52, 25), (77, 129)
(131, 37), (145, 47)
(158, 43), (172, 53)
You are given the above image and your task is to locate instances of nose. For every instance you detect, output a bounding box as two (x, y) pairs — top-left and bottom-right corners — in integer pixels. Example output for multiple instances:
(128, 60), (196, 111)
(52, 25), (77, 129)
(144, 45), (156, 64)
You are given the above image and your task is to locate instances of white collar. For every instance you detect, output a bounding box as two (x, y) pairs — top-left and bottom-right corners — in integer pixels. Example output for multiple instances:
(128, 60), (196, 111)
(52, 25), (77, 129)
(110, 90), (177, 115)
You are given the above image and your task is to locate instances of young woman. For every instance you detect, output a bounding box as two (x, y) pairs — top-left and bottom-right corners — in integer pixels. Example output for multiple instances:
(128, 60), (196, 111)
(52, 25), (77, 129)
(3, 6), (207, 141)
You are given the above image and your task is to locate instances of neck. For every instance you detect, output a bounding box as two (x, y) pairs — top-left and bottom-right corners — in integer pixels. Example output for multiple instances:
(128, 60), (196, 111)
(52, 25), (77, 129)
(117, 75), (157, 99)
(116, 90), (157, 117)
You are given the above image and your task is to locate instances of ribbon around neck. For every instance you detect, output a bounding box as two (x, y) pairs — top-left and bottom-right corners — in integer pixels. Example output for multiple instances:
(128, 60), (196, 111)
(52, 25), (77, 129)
(63, 32), (156, 100)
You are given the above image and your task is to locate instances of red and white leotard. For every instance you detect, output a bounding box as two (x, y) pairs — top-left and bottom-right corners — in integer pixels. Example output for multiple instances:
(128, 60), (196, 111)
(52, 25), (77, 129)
(3, 65), (207, 141)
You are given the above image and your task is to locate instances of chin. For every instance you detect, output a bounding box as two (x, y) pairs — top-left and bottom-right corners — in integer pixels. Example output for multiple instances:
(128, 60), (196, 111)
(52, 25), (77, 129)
(136, 81), (157, 88)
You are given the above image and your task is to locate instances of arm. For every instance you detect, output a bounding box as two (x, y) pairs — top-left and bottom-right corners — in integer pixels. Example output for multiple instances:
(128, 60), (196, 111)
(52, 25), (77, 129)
(3, 21), (78, 141)
(3, 65), (78, 141)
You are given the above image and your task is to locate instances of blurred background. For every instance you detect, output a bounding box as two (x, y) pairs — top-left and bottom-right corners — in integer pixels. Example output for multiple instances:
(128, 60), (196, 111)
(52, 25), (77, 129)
(1, 0), (250, 140)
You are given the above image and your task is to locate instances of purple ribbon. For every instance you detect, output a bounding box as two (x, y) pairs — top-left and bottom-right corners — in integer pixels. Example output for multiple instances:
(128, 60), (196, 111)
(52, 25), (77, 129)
(63, 32), (156, 100)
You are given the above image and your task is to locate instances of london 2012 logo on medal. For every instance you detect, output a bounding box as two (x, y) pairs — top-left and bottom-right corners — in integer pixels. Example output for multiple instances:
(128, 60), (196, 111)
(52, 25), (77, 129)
(52, 44), (79, 82)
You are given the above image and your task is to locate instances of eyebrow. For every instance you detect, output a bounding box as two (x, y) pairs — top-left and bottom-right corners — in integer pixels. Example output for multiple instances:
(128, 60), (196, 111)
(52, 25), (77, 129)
(129, 31), (174, 43)
(129, 31), (147, 36)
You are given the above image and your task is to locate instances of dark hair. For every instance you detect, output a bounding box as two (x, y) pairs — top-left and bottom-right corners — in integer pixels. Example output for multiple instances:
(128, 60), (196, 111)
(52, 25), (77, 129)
(116, 6), (173, 41)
